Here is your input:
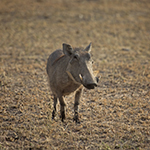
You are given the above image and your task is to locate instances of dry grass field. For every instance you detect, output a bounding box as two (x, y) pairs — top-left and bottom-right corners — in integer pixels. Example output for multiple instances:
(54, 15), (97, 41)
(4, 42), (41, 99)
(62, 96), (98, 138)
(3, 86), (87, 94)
(0, 0), (150, 149)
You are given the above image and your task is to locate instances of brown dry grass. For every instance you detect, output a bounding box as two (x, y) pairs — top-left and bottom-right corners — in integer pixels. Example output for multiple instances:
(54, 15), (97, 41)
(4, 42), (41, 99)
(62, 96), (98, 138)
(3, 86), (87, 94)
(0, 0), (150, 149)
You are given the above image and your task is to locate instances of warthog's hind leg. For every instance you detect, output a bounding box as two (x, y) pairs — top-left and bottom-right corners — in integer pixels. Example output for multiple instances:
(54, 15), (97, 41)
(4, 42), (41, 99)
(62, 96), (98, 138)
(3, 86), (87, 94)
(52, 95), (57, 120)
(73, 87), (82, 123)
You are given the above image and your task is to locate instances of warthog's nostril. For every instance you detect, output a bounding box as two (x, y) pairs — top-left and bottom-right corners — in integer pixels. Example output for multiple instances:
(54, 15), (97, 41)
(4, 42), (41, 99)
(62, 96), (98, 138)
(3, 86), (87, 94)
(85, 83), (97, 89)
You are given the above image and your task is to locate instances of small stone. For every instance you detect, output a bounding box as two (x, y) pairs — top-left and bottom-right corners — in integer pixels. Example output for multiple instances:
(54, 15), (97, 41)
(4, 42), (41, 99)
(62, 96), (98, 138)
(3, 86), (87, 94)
(147, 74), (150, 78)
(122, 48), (130, 51)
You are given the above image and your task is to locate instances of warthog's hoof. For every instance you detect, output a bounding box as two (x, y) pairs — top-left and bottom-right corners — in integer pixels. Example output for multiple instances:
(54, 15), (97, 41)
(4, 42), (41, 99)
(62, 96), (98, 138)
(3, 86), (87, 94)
(60, 111), (66, 122)
(52, 110), (56, 120)
(73, 113), (80, 124)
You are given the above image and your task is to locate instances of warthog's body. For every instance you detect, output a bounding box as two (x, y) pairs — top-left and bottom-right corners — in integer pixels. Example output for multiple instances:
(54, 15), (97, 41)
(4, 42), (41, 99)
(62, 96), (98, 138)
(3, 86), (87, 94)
(46, 43), (98, 123)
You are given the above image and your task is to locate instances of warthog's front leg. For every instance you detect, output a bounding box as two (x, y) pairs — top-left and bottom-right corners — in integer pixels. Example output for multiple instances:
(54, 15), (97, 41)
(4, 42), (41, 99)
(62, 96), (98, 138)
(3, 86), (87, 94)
(74, 87), (82, 123)
(59, 96), (66, 122)
(52, 95), (57, 120)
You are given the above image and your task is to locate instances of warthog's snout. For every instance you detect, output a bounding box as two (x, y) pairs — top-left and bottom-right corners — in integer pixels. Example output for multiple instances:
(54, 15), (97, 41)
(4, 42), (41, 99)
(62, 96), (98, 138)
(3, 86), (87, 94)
(84, 82), (97, 89)
(79, 74), (98, 89)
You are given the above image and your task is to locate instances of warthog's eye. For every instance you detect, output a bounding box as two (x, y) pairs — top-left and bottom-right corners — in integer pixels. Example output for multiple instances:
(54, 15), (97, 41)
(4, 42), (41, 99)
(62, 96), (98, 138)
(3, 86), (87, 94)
(73, 54), (79, 60)
(70, 54), (79, 64)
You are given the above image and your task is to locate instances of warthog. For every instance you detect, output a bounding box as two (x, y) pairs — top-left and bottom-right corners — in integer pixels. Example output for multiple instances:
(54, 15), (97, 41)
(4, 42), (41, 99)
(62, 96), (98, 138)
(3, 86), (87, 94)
(46, 43), (98, 123)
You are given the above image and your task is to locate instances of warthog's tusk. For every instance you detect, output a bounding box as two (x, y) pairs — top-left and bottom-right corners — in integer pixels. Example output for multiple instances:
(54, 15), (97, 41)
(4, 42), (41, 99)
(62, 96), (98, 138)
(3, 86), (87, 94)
(79, 74), (83, 81)
(66, 71), (81, 85)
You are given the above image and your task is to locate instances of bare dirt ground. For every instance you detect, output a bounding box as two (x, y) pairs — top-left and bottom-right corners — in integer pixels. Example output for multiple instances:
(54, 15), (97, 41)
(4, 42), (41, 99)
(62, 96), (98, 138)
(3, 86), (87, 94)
(0, 0), (150, 149)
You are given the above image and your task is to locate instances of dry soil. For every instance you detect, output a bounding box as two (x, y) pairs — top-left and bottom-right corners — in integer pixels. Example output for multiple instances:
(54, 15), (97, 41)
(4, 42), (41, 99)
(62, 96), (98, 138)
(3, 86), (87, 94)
(0, 0), (150, 149)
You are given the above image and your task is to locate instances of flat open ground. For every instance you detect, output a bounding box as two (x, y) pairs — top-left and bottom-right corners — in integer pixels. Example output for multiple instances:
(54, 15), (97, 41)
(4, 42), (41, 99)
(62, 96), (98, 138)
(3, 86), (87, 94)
(0, 0), (150, 149)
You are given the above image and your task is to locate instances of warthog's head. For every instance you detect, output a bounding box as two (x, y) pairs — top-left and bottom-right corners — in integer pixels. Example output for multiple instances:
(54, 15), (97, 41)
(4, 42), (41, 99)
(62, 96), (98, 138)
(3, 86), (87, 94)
(63, 43), (99, 89)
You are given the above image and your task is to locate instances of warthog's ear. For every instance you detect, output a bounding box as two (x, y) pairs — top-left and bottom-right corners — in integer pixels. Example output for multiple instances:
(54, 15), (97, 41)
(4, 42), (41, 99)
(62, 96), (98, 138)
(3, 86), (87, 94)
(84, 42), (92, 53)
(63, 43), (73, 56)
